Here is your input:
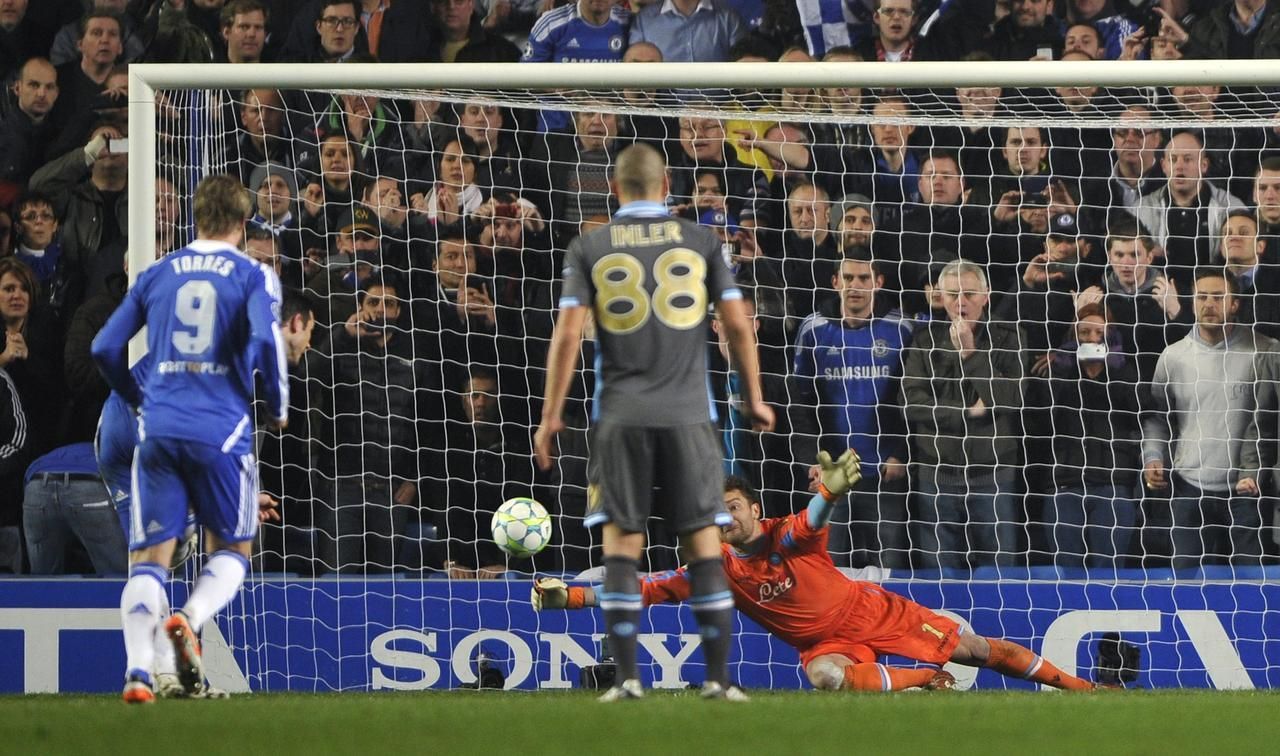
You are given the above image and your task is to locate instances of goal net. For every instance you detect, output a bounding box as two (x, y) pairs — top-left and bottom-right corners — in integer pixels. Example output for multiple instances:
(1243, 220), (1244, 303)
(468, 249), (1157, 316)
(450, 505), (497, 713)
(130, 61), (1280, 691)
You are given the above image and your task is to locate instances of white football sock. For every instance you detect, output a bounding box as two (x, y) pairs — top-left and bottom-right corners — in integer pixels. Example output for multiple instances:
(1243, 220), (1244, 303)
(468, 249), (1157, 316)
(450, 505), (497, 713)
(121, 562), (167, 680)
(152, 586), (177, 675)
(182, 550), (249, 632)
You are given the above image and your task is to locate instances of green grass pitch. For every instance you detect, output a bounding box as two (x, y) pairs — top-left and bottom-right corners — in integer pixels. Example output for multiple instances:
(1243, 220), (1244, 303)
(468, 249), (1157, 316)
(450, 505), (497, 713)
(3, 690), (1279, 755)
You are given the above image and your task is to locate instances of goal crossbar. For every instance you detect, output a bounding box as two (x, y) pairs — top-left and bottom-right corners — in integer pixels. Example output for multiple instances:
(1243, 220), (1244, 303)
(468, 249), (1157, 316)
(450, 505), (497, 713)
(125, 59), (1280, 277)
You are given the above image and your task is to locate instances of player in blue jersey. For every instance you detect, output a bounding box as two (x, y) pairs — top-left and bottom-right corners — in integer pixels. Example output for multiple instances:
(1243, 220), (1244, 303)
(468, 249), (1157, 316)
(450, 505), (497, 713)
(92, 174), (289, 704)
(792, 249), (914, 568)
(95, 290), (315, 698)
(522, 0), (630, 132)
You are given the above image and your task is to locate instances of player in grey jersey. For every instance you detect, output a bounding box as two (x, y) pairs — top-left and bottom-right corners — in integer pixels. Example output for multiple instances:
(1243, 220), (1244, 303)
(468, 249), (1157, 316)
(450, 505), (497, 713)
(535, 143), (774, 701)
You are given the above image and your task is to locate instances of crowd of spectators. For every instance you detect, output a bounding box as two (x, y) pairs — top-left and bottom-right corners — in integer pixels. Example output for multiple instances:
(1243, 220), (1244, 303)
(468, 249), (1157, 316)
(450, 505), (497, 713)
(2, 0), (1279, 578)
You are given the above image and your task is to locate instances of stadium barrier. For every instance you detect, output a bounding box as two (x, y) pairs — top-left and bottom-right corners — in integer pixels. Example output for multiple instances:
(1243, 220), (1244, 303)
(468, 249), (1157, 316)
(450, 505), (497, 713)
(3, 573), (1276, 693)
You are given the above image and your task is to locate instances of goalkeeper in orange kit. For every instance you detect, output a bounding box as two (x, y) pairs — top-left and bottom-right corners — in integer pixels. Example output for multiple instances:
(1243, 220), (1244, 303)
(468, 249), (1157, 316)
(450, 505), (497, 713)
(535, 451), (1105, 692)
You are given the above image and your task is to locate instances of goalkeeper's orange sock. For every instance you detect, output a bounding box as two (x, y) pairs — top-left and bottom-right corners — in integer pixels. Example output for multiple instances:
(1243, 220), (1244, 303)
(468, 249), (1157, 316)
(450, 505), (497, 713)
(984, 638), (1092, 690)
(843, 663), (936, 691)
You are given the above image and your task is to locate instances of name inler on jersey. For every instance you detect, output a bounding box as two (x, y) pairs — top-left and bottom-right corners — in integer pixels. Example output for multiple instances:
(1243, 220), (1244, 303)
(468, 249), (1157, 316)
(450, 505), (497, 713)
(170, 255), (235, 277)
(610, 221), (683, 248)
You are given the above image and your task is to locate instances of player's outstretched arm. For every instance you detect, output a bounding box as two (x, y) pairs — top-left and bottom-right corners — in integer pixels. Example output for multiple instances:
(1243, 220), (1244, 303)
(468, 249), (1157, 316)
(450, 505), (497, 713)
(534, 305), (588, 470)
(532, 568), (692, 611)
(531, 578), (595, 610)
(807, 450), (862, 529)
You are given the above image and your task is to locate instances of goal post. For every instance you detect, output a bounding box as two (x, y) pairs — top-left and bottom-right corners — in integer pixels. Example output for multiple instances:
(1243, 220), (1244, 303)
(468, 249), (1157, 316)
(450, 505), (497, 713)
(125, 59), (1280, 691)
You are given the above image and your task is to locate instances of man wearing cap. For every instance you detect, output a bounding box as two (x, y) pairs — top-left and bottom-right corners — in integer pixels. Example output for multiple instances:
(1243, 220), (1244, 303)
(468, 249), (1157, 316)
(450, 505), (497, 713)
(995, 210), (1103, 357)
(832, 194), (876, 254)
(316, 272), (440, 573)
(698, 207), (739, 247)
(303, 205), (381, 325)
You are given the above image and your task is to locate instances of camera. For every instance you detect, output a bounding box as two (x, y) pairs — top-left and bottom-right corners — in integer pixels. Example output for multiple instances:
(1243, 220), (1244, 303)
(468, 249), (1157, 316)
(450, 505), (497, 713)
(1096, 632), (1141, 686)
(1122, 0), (1163, 39)
(460, 645), (506, 689)
(1019, 174), (1049, 196)
(579, 662), (617, 690)
(1143, 8), (1163, 38)
(578, 637), (618, 690)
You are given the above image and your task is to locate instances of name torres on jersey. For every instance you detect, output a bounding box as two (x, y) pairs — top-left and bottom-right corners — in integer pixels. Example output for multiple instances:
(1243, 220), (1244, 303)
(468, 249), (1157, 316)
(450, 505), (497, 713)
(169, 254), (236, 277)
(609, 221), (684, 249)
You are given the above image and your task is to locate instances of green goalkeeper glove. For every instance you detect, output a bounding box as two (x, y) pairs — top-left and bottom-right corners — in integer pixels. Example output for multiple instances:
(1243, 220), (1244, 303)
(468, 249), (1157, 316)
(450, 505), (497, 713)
(531, 577), (587, 611)
(816, 449), (861, 501)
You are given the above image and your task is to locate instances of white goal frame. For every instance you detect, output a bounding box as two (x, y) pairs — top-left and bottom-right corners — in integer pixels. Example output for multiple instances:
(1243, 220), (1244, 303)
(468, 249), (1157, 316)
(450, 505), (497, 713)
(122, 58), (1280, 691)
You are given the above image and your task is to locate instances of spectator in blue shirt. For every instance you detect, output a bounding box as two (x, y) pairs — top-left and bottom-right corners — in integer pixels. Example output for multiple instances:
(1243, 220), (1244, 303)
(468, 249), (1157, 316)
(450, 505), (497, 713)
(10, 192), (61, 288)
(22, 442), (126, 575)
(792, 250), (913, 568)
(629, 0), (745, 62)
(524, 0), (630, 64)
(522, 0), (631, 132)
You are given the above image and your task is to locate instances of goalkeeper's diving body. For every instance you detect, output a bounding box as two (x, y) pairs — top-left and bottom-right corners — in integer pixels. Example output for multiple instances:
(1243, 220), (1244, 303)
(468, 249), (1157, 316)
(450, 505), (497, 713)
(535, 451), (1100, 692)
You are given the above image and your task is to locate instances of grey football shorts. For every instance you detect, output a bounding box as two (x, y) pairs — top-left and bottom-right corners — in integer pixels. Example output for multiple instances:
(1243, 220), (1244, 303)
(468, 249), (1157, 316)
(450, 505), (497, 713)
(583, 421), (730, 535)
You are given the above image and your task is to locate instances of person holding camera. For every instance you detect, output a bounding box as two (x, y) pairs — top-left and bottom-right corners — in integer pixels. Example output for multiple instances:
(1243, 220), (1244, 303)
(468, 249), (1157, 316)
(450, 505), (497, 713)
(1178, 0), (1280, 60)
(314, 273), (439, 574)
(997, 211), (1104, 360)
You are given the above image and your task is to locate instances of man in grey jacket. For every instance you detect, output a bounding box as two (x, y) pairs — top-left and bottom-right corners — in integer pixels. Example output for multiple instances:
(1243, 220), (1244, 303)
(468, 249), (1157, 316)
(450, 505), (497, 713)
(1130, 130), (1243, 294)
(902, 259), (1027, 568)
(1143, 268), (1278, 569)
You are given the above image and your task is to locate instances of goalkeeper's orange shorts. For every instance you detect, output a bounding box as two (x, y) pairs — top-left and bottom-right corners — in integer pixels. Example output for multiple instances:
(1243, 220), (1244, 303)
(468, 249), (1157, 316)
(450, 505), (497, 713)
(798, 583), (962, 668)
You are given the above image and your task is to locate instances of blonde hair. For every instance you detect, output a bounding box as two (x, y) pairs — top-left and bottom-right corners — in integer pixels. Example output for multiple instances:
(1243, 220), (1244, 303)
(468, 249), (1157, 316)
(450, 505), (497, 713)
(613, 143), (666, 199)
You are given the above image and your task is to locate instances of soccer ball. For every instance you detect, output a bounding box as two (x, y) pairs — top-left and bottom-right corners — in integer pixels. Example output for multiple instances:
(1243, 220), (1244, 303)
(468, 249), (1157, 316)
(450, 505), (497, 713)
(491, 497), (552, 558)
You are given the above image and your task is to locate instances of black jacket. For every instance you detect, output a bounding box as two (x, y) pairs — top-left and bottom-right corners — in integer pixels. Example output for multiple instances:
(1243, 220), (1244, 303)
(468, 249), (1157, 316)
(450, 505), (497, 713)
(1038, 358), (1143, 488)
(315, 326), (440, 482)
(0, 110), (58, 186)
(1185, 1), (1280, 59)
